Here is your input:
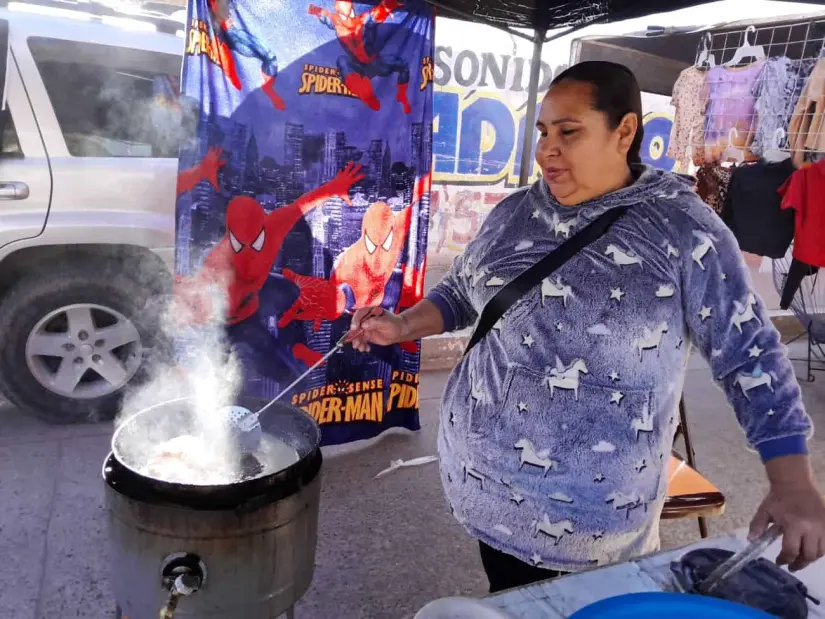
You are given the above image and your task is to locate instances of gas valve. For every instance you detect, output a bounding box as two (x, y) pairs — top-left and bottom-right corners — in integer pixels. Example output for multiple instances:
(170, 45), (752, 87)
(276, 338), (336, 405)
(159, 553), (206, 619)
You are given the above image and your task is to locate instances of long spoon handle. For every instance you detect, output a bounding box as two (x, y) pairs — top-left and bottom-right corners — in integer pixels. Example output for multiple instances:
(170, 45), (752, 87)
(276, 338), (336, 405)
(253, 307), (385, 420)
(255, 339), (346, 418)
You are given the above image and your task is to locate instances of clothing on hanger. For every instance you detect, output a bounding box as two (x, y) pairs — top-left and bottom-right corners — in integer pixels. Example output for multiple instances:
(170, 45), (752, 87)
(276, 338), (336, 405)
(704, 60), (767, 162)
(788, 57), (825, 166)
(779, 158), (825, 267)
(695, 162), (734, 214)
(787, 58), (816, 113)
(776, 159), (825, 305)
(720, 158), (796, 259)
(751, 58), (796, 156)
(667, 66), (708, 170)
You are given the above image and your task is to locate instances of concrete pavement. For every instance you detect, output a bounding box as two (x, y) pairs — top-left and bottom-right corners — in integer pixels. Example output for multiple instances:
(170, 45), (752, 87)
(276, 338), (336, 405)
(2, 342), (825, 619)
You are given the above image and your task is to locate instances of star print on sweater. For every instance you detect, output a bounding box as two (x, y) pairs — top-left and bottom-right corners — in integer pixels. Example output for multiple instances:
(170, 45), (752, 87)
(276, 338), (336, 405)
(427, 166), (812, 572)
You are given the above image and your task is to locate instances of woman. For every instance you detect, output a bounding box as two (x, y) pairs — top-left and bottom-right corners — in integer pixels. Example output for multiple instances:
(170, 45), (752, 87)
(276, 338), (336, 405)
(351, 62), (825, 593)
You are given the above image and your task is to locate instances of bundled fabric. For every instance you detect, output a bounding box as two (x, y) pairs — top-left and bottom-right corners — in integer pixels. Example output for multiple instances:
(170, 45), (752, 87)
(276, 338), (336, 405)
(670, 547), (814, 619)
(720, 158), (795, 259)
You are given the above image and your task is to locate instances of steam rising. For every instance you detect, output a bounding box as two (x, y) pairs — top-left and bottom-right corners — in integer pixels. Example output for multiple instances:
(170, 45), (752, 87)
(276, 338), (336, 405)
(117, 282), (245, 480)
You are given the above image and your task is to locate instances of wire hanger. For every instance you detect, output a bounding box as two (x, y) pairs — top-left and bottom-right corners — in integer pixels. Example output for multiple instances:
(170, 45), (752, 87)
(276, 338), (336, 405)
(763, 128), (790, 163)
(722, 127), (745, 163)
(724, 26), (765, 66)
(695, 32), (716, 69)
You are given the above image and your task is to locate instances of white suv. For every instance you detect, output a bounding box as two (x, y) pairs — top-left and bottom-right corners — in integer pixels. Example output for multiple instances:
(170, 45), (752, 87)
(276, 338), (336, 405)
(0, 6), (186, 422)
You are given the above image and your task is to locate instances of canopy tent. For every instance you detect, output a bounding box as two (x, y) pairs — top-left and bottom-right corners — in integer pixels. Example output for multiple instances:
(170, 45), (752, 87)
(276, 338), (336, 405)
(12, 0), (825, 182)
(425, 0), (825, 184)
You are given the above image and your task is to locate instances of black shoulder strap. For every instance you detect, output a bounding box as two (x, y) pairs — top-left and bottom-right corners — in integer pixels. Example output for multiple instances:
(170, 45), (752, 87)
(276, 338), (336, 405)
(464, 205), (630, 356)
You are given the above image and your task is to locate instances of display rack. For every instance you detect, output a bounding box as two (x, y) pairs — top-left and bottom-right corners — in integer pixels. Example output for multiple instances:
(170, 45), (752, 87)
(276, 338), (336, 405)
(688, 19), (825, 384)
(694, 19), (825, 67)
(773, 264), (825, 383)
(785, 321), (825, 383)
(688, 18), (825, 165)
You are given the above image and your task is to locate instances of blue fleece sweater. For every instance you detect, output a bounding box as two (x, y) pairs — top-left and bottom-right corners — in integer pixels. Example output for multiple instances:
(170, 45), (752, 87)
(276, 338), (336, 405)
(427, 166), (812, 572)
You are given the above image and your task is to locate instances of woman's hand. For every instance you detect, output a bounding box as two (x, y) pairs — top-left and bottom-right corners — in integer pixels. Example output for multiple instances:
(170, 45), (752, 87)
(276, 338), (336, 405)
(749, 476), (825, 572)
(348, 306), (406, 352)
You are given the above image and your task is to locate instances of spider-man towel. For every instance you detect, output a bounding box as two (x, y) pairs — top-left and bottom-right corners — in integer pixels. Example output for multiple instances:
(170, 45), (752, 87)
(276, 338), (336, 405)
(174, 0), (434, 446)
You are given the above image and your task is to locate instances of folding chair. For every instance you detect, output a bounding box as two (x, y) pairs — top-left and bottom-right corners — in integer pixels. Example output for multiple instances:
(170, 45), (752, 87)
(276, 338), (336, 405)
(662, 396), (726, 538)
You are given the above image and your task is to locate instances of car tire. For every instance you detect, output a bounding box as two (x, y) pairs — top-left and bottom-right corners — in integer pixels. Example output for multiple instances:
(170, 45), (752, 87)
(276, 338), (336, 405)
(0, 260), (163, 424)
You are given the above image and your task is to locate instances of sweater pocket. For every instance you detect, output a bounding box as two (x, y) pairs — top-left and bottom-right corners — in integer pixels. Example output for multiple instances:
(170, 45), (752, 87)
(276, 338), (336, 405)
(467, 363), (667, 522)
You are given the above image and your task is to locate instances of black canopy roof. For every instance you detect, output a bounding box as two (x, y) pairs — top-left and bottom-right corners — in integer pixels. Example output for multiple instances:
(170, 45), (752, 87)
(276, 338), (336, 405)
(428, 0), (825, 37)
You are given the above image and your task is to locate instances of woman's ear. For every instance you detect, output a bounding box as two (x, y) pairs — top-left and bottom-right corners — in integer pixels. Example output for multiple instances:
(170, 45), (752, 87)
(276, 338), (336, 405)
(616, 112), (639, 157)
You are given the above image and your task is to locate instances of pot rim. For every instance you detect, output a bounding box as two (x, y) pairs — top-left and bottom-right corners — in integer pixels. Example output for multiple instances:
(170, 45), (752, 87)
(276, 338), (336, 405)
(102, 448), (323, 511)
(105, 397), (322, 510)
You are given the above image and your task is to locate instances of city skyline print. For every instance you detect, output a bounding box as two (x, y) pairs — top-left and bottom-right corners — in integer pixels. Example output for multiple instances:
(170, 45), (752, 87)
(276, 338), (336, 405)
(174, 0), (435, 446)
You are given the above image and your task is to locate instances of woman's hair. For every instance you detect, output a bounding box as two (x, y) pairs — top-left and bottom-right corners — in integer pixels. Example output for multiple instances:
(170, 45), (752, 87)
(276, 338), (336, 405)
(550, 61), (644, 165)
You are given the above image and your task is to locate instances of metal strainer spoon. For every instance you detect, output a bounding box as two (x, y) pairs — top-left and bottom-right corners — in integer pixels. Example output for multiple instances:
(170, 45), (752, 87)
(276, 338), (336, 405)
(222, 332), (349, 454)
(222, 309), (381, 454)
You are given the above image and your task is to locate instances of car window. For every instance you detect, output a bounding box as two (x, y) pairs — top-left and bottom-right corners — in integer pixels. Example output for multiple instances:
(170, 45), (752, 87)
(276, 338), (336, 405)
(27, 37), (185, 158)
(0, 20), (10, 158)
(1, 113), (23, 158)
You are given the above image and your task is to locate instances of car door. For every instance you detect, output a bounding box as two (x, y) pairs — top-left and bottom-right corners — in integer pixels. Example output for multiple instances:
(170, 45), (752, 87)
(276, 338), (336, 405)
(0, 19), (52, 250)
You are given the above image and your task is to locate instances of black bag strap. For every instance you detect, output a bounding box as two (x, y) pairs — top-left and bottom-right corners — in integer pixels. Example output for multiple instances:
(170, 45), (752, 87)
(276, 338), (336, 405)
(464, 205), (630, 355)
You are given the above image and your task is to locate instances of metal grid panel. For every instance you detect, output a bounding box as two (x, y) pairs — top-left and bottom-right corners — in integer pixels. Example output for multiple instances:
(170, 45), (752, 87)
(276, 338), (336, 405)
(682, 18), (825, 165)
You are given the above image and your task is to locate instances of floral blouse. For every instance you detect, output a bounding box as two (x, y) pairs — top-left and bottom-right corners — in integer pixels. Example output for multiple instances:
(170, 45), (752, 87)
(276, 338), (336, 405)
(667, 67), (708, 170)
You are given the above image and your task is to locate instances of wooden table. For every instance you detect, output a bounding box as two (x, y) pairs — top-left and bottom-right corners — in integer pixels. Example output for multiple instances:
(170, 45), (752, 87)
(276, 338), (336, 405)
(482, 529), (825, 618)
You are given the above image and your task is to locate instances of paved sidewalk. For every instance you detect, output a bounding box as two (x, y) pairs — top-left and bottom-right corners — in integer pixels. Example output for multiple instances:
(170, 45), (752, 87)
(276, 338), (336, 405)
(2, 344), (825, 619)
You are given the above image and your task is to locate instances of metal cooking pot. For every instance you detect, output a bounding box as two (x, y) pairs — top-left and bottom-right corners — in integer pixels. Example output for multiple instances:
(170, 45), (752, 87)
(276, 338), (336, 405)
(108, 395), (321, 509)
(103, 397), (323, 619)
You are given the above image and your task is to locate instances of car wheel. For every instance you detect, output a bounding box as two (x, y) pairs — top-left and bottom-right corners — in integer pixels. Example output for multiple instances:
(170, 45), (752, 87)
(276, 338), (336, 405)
(0, 262), (160, 424)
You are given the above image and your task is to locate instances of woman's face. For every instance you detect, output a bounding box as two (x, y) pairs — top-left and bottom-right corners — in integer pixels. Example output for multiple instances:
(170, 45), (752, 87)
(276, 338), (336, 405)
(535, 80), (638, 206)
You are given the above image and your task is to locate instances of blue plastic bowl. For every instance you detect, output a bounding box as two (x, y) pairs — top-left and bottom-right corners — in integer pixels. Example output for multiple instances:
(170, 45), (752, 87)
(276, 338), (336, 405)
(568, 592), (776, 619)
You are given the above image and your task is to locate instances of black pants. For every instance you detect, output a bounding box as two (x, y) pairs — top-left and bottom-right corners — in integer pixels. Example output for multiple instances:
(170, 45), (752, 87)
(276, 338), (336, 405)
(479, 541), (566, 594)
(780, 259), (819, 310)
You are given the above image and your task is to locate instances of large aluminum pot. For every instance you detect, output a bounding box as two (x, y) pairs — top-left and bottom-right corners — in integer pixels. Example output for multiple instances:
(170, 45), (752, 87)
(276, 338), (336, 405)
(103, 397), (322, 619)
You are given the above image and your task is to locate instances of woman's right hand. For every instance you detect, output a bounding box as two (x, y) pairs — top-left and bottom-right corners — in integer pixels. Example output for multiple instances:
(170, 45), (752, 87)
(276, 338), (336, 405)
(348, 306), (406, 352)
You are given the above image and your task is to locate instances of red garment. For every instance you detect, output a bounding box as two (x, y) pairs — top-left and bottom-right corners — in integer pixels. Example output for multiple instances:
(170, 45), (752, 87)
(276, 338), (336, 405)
(779, 160), (825, 267)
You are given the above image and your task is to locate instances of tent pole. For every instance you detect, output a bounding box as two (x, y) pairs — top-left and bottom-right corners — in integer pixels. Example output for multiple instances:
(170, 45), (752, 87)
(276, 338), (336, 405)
(518, 29), (546, 187)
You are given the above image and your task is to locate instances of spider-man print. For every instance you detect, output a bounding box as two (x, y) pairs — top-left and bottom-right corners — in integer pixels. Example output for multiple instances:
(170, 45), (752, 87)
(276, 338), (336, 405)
(308, 0), (412, 113)
(174, 162), (365, 378)
(207, 0), (285, 109)
(278, 173), (430, 353)
(177, 146), (225, 196)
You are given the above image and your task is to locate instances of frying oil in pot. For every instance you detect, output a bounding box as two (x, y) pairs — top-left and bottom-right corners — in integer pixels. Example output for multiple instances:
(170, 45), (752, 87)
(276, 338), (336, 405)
(144, 433), (300, 485)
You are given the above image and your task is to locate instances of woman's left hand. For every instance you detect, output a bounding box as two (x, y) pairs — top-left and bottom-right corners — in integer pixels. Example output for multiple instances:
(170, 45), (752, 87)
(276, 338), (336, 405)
(749, 481), (825, 572)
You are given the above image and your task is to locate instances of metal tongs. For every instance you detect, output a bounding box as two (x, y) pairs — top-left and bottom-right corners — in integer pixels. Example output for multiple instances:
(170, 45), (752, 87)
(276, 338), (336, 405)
(697, 525), (783, 595)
